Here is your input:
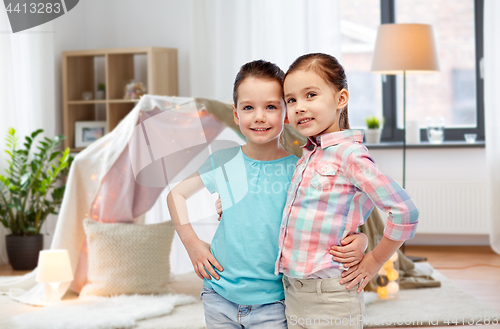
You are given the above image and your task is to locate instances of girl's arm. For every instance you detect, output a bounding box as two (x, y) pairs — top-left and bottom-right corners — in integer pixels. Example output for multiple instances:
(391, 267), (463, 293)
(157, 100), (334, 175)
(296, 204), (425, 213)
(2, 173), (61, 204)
(167, 172), (223, 280)
(339, 147), (419, 292)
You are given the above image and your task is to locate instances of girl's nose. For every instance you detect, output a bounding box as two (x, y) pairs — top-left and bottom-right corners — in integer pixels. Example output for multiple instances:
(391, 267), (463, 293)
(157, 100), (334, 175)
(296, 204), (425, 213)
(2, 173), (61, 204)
(254, 109), (266, 122)
(295, 103), (306, 114)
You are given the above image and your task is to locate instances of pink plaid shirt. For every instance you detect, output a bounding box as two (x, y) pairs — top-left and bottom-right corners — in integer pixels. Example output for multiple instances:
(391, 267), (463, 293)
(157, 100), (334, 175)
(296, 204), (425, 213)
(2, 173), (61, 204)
(275, 130), (419, 279)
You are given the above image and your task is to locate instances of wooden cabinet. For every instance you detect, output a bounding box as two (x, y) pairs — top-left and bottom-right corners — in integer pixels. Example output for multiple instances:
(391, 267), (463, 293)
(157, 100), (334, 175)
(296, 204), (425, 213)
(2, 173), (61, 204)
(62, 47), (178, 151)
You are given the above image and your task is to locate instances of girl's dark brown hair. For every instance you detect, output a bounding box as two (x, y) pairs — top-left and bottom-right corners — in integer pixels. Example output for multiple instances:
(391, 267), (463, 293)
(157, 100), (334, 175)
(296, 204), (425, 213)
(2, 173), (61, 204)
(233, 60), (285, 105)
(285, 53), (350, 130)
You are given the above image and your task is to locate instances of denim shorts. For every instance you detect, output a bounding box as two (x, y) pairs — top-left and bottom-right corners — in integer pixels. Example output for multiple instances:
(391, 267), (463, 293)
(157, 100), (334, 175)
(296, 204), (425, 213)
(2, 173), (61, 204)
(200, 286), (287, 329)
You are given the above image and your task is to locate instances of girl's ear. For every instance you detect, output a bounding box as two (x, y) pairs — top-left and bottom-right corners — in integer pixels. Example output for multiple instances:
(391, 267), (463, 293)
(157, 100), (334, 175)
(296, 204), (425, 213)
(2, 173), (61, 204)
(284, 113), (290, 124)
(232, 104), (240, 125)
(337, 89), (349, 110)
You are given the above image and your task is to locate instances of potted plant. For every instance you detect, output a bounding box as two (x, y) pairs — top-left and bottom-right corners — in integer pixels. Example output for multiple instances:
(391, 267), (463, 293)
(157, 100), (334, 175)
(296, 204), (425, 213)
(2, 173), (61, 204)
(96, 83), (106, 100)
(365, 116), (383, 144)
(0, 128), (71, 270)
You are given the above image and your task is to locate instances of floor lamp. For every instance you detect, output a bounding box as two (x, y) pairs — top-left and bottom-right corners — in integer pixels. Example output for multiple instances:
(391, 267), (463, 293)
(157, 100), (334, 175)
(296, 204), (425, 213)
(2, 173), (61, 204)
(371, 23), (439, 261)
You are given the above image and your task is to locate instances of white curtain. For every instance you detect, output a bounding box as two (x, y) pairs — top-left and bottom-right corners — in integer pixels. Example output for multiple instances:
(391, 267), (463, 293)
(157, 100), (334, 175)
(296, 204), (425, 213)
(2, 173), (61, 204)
(484, 0), (500, 255)
(190, 0), (342, 101)
(0, 12), (57, 265)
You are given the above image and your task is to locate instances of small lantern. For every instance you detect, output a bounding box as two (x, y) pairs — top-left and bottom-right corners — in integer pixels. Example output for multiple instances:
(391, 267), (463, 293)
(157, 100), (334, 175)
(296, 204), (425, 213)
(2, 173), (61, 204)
(36, 250), (74, 304)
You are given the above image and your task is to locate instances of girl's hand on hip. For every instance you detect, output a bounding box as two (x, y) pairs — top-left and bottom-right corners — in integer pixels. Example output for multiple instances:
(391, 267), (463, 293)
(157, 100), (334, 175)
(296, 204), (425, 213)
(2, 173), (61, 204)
(329, 233), (368, 268)
(339, 251), (384, 293)
(186, 239), (223, 280)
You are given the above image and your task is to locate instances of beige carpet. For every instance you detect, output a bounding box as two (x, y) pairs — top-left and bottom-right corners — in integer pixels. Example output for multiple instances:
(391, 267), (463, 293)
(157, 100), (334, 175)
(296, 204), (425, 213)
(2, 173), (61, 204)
(1, 270), (499, 328)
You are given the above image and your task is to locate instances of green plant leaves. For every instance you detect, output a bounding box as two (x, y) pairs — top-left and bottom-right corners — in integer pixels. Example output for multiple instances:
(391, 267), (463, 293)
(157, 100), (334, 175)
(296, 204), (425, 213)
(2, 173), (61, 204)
(20, 172), (32, 190)
(31, 129), (43, 139)
(0, 128), (71, 236)
(0, 175), (9, 186)
(13, 198), (22, 211)
(49, 151), (60, 162)
(51, 185), (65, 203)
(365, 116), (384, 129)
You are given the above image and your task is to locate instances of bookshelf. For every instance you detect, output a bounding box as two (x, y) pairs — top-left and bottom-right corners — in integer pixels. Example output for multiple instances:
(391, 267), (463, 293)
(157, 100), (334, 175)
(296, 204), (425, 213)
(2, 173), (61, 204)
(62, 47), (178, 151)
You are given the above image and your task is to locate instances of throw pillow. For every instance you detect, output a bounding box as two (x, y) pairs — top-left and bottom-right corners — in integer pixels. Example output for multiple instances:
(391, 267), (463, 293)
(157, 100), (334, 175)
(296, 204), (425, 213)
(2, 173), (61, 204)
(80, 219), (175, 297)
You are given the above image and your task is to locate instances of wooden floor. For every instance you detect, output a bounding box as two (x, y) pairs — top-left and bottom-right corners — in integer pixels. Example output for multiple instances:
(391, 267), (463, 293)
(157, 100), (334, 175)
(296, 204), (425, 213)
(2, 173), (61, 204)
(403, 246), (500, 328)
(1, 246), (500, 328)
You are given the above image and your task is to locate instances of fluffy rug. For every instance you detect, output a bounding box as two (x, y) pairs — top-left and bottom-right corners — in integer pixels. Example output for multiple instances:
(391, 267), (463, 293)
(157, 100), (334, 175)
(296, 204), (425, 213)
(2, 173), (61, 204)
(3, 268), (499, 329)
(363, 270), (500, 327)
(11, 294), (199, 329)
(137, 268), (500, 329)
(143, 269), (500, 328)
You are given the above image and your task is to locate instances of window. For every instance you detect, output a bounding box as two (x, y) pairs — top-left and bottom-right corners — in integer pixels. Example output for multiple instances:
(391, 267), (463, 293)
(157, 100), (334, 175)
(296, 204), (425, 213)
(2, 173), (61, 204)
(339, 0), (382, 129)
(340, 0), (484, 142)
(452, 69), (477, 126)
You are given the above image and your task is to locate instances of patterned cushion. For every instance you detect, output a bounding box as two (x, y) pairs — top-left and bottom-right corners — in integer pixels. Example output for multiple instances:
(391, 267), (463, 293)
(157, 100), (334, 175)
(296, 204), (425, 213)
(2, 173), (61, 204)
(80, 219), (175, 296)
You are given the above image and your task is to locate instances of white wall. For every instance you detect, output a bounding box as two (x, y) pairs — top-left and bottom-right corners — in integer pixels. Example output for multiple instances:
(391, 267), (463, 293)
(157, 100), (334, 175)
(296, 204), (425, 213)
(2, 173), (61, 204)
(46, 1), (488, 245)
(369, 147), (487, 182)
(51, 0), (192, 135)
(369, 147), (489, 245)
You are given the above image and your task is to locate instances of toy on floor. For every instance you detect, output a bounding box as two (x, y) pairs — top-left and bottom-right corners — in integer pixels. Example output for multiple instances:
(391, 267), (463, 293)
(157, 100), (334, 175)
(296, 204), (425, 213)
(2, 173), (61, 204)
(375, 252), (399, 298)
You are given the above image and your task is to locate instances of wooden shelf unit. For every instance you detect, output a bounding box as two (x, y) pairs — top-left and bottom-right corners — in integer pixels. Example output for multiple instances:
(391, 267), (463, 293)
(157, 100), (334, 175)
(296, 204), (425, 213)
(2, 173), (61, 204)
(62, 47), (178, 151)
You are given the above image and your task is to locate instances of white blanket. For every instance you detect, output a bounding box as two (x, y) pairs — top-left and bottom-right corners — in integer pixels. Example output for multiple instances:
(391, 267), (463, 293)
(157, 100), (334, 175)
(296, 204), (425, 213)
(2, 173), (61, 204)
(0, 95), (228, 305)
(12, 294), (198, 329)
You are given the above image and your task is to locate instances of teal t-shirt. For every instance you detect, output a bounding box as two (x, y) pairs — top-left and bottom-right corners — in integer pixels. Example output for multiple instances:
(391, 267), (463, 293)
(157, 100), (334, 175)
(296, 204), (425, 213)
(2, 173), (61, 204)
(198, 146), (298, 305)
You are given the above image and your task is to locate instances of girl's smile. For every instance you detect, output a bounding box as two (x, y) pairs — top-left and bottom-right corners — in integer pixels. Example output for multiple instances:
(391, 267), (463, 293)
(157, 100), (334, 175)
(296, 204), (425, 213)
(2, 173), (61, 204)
(250, 127), (272, 133)
(296, 117), (314, 127)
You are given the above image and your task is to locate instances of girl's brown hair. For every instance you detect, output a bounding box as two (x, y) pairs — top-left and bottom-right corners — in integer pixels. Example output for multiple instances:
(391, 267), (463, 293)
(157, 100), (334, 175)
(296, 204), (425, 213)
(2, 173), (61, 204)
(285, 53), (350, 130)
(233, 60), (285, 105)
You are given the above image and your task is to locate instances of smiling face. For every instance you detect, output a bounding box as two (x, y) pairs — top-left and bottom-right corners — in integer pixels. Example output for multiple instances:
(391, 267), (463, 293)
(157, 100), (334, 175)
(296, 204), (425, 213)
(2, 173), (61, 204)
(233, 77), (287, 146)
(284, 69), (348, 139)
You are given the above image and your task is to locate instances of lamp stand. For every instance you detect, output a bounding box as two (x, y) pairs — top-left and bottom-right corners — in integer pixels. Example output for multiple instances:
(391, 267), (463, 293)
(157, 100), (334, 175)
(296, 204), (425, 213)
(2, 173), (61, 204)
(46, 282), (63, 304)
(400, 71), (427, 263)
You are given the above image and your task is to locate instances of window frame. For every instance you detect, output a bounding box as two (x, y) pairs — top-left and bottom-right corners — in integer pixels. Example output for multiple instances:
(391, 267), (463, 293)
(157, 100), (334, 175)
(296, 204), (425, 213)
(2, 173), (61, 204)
(379, 0), (484, 142)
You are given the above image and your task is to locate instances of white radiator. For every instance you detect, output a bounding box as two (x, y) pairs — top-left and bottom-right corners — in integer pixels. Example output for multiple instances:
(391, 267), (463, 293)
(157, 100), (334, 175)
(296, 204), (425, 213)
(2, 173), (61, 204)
(405, 181), (489, 234)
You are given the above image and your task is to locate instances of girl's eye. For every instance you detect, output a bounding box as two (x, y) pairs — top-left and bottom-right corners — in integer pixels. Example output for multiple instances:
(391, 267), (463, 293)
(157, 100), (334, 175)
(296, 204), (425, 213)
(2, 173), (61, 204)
(267, 105), (277, 110)
(287, 98), (296, 104)
(307, 92), (316, 99)
(243, 106), (253, 111)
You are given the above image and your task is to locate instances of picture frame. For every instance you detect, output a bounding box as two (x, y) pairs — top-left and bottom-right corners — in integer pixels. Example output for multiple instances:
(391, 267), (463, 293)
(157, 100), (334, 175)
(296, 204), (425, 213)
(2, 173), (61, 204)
(75, 121), (107, 148)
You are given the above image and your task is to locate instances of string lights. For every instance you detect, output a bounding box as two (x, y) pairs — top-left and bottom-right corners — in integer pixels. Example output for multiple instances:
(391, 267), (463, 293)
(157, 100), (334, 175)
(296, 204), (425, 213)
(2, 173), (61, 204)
(376, 252), (399, 298)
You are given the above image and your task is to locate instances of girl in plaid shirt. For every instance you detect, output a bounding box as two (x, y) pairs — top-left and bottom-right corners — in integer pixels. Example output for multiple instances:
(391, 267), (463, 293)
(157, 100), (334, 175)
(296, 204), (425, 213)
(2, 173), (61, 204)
(276, 53), (419, 329)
